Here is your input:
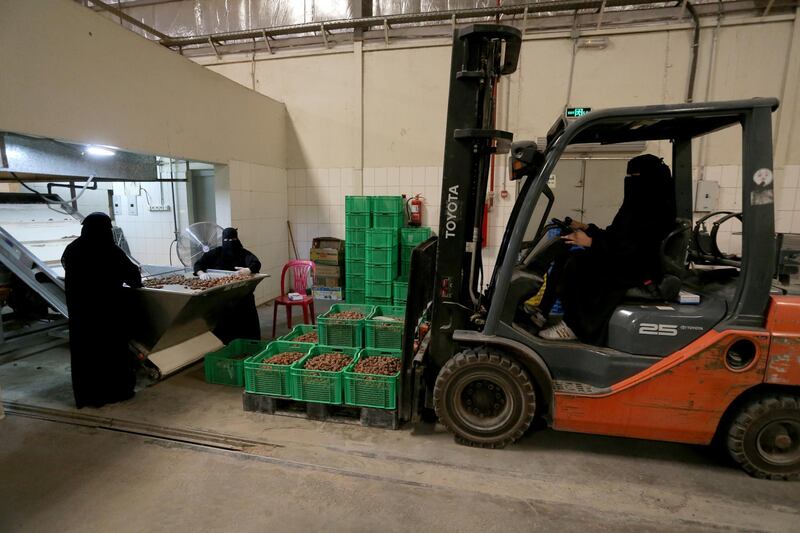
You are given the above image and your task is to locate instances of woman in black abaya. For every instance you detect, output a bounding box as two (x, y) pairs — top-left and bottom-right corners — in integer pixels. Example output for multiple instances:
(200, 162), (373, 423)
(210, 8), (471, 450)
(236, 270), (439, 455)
(194, 227), (262, 343)
(61, 212), (142, 408)
(537, 154), (676, 343)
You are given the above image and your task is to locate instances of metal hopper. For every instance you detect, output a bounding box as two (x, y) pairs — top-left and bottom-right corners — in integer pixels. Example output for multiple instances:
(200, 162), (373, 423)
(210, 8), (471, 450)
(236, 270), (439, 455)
(129, 269), (268, 377)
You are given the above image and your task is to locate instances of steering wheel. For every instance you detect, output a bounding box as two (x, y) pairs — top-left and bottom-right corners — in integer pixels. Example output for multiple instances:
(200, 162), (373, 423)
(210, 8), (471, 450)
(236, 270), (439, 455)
(519, 217), (575, 260)
(549, 216), (574, 234)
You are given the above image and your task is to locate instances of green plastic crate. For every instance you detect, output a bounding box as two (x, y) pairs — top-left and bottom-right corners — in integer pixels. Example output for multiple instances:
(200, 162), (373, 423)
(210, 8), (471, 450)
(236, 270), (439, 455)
(346, 274), (365, 290)
(345, 196), (371, 213)
(366, 262), (397, 282)
(366, 280), (393, 298)
(204, 339), (270, 387)
(365, 306), (405, 350)
(393, 297), (407, 306)
(392, 277), (408, 302)
(365, 247), (398, 264)
(346, 259), (365, 276)
(345, 243), (366, 261)
(366, 296), (392, 306)
(372, 212), (404, 229)
(291, 345), (359, 404)
(400, 227), (432, 247)
(345, 228), (367, 246)
(243, 341), (311, 397)
(318, 303), (374, 347)
(344, 348), (401, 409)
(279, 324), (319, 345)
(399, 245), (414, 275)
(345, 212), (371, 229)
(347, 287), (366, 304)
(366, 228), (399, 248)
(371, 196), (404, 214)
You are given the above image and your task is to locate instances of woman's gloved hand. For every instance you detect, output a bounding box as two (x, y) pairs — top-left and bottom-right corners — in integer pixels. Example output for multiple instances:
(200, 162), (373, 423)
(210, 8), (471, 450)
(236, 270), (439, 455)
(235, 267), (252, 277)
(563, 229), (593, 248)
(197, 270), (210, 280)
(569, 220), (589, 231)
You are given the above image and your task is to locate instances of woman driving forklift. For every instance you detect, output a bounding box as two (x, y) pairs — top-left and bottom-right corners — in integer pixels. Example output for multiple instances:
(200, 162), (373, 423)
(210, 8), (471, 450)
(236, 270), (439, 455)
(534, 154), (676, 343)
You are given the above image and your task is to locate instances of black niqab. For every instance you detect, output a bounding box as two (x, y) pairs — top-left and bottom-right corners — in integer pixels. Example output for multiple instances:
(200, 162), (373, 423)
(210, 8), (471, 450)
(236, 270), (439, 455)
(61, 212), (142, 408)
(546, 155), (677, 343)
(81, 211), (115, 246)
(193, 227), (262, 342)
(222, 227), (245, 264)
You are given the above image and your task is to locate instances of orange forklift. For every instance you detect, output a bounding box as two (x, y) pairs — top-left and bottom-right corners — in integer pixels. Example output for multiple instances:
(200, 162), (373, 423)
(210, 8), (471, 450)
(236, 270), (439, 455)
(401, 24), (800, 480)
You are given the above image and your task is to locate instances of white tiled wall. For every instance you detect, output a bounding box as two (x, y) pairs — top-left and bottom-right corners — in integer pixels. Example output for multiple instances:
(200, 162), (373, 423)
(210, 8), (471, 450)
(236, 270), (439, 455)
(287, 167), (359, 259)
(771, 166), (800, 236)
(694, 165), (743, 256)
(30, 173), (189, 267)
(286, 164), (515, 288)
(228, 160), (289, 305)
(284, 163), (800, 291)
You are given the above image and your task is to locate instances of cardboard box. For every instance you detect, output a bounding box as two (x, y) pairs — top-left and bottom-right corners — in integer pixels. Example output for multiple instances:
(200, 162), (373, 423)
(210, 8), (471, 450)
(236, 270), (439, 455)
(313, 237), (344, 251)
(310, 248), (342, 265)
(315, 275), (341, 288)
(315, 264), (341, 278)
(313, 286), (343, 301)
(310, 237), (344, 266)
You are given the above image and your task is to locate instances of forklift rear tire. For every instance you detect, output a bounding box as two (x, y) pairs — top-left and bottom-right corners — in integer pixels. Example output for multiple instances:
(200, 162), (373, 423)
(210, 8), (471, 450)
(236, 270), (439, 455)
(434, 348), (536, 449)
(726, 393), (800, 480)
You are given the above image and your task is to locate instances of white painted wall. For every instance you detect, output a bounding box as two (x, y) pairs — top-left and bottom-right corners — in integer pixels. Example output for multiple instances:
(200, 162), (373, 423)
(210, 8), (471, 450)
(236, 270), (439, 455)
(202, 13), (799, 279)
(0, 0), (290, 304)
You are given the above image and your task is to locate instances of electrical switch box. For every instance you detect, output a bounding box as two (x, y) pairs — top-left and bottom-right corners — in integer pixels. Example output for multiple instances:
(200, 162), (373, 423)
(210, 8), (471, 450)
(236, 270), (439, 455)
(695, 180), (719, 212)
(127, 196), (138, 216)
(112, 195), (123, 216)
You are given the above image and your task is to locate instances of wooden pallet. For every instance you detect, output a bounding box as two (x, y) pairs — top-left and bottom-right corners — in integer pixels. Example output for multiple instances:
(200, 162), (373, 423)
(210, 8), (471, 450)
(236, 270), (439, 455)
(242, 392), (400, 429)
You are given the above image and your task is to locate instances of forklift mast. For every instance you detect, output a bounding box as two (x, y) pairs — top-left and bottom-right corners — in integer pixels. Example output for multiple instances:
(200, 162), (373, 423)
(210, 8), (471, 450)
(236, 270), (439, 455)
(429, 25), (522, 366)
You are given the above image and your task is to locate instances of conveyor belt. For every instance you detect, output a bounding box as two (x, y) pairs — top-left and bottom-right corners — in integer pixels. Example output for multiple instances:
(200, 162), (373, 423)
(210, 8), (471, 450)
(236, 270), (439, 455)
(0, 198), (78, 316)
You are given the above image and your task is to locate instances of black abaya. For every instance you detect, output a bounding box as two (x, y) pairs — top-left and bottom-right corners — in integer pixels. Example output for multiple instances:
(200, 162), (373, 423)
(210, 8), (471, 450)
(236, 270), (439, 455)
(543, 155), (676, 343)
(61, 213), (142, 408)
(193, 228), (262, 343)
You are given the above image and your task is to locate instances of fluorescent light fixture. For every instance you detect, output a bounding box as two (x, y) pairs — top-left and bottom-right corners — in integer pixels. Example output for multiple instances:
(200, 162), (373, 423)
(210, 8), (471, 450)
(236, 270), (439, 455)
(577, 36), (609, 49)
(86, 145), (116, 157)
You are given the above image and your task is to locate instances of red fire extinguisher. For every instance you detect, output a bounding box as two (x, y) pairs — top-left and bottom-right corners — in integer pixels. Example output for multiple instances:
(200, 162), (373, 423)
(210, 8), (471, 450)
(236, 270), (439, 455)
(406, 194), (424, 227)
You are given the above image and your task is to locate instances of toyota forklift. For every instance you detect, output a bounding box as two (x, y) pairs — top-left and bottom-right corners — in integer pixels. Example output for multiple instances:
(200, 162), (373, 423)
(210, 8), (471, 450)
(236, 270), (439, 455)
(400, 24), (800, 480)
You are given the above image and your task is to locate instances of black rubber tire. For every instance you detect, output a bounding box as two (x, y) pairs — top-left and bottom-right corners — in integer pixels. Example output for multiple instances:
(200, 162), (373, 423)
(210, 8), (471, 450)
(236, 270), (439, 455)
(726, 393), (800, 481)
(433, 348), (536, 449)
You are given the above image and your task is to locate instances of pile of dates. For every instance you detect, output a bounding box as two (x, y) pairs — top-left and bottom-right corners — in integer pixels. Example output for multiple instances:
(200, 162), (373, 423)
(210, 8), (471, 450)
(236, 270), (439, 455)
(304, 353), (352, 372)
(327, 311), (365, 320)
(143, 273), (249, 291)
(353, 356), (401, 375)
(294, 332), (319, 343)
(266, 351), (305, 366)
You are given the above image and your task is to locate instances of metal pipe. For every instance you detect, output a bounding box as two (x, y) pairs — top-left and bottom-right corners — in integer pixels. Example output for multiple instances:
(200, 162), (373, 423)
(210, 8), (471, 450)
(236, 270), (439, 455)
(698, 2), (724, 175)
(159, 0), (664, 48)
(685, 1), (701, 102)
(86, 0), (169, 40)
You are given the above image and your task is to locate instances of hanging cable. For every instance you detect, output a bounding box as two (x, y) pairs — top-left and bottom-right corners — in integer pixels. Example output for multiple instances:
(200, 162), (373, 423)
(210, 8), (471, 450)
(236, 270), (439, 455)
(11, 172), (96, 206)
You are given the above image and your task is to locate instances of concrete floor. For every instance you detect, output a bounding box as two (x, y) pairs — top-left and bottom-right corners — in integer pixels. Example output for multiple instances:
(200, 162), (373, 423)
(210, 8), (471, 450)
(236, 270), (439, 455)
(1, 301), (799, 532)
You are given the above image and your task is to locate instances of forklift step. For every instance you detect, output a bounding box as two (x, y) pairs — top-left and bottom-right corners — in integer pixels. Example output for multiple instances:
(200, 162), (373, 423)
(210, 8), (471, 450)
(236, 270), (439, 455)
(242, 392), (400, 430)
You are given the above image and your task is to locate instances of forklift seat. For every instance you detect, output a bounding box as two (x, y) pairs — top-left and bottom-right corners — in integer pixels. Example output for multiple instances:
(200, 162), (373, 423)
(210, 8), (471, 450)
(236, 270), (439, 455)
(624, 219), (691, 301)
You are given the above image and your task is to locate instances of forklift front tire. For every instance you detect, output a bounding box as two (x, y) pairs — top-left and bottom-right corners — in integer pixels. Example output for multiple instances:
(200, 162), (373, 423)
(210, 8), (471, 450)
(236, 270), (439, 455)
(726, 393), (800, 481)
(434, 348), (536, 449)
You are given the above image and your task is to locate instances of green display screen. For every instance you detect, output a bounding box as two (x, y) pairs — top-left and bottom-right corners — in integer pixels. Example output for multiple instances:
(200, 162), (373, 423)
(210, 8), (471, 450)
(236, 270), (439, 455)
(566, 107), (591, 118)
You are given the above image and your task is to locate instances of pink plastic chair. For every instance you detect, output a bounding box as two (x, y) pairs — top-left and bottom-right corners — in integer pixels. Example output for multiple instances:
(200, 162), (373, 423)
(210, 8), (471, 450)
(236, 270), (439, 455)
(272, 260), (316, 338)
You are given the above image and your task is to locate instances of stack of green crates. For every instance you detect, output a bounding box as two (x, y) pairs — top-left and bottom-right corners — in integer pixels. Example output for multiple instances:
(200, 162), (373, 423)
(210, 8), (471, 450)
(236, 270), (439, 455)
(345, 196), (370, 303)
(371, 196), (405, 229)
(399, 227), (431, 276)
(392, 277), (408, 306)
(366, 227), (398, 306)
(367, 197), (404, 305)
